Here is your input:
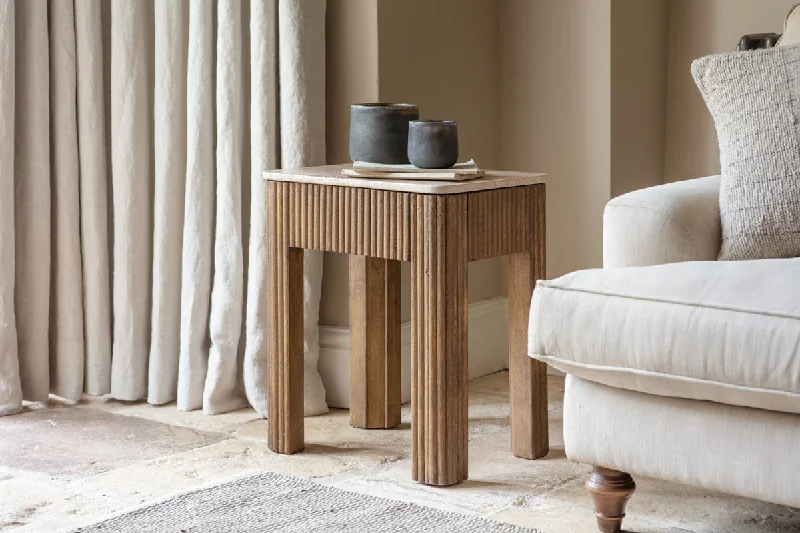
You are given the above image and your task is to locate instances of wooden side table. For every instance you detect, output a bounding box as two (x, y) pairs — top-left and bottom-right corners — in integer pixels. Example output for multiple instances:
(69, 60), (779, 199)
(264, 164), (547, 486)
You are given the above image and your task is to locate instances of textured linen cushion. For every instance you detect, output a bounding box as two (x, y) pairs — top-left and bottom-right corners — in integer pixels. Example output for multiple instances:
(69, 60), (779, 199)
(528, 258), (800, 415)
(692, 45), (800, 261)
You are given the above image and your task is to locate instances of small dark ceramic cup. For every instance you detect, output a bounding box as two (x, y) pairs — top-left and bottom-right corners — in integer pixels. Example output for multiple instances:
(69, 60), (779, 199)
(349, 103), (420, 164)
(407, 120), (459, 169)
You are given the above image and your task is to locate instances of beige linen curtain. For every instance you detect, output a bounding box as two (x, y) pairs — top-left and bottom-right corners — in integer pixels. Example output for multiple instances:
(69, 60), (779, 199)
(0, 0), (328, 417)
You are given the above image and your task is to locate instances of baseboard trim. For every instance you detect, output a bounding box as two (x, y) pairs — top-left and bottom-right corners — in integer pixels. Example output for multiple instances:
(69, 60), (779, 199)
(318, 296), (511, 409)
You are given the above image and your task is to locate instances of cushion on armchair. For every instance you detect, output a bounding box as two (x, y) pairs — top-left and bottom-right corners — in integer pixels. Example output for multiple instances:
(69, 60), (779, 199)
(528, 258), (800, 415)
(692, 44), (800, 261)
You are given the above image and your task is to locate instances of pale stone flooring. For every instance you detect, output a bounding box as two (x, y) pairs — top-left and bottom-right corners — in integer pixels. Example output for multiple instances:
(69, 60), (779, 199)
(1, 372), (799, 533)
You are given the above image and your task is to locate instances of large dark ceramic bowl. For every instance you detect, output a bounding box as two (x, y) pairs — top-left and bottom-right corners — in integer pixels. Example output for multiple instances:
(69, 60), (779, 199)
(349, 103), (419, 164)
(408, 120), (459, 169)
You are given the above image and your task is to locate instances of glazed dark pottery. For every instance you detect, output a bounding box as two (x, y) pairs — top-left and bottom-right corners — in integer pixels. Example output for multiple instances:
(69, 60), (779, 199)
(349, 103), (419, 164)
(408, 120), (459, 169)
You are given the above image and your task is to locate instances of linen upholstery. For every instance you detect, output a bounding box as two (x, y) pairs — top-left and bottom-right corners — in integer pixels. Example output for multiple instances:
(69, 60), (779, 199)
(692, 45), (800, 261)
(529, 258), (800, 415)
(778, 4), (800, 46)
(603, 176), (721, 268)
(564, 375), (800, 508)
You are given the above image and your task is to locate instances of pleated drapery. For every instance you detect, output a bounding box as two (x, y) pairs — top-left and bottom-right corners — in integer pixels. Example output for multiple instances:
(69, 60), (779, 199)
(0, 0), (19, 417)
(0, 0), (329, 418)
(75, 0), (112, 398)
(149, 0), (188, 406)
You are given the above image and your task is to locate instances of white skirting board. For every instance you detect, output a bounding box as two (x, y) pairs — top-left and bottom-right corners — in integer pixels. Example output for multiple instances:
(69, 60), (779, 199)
(318, 296), (564, 409)
(318, 296), (565, 408)
(318, 296), (509, 408)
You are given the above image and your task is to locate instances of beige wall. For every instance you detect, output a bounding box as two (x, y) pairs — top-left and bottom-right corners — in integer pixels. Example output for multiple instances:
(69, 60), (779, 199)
(611, 0), (668, 198)
(665, 0), (795, 182)
(499, 0), (612, 278)
(497, 0), (670, 277)
(376, 0), (501, 170)
(326, 0), (378, 166)
(322, 0), (504, 326)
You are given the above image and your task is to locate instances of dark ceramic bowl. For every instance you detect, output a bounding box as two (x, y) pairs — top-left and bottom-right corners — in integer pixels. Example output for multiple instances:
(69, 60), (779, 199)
(408, 120), (459, 169)
(349, 103), (419, 164)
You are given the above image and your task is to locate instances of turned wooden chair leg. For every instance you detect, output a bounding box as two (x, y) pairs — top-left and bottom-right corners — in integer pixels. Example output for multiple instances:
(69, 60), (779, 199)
(586, 467), (636, 533)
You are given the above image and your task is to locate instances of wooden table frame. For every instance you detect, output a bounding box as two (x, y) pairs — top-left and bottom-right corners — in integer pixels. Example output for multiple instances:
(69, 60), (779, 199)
(266, 177), (547, 486)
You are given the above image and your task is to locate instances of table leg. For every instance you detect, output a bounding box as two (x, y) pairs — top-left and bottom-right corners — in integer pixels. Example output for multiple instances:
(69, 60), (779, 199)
(411, 195), (468, 486)
(266, 182), (305, 454)
(509, 250), (548, 459)
(349, 255), (401, 429)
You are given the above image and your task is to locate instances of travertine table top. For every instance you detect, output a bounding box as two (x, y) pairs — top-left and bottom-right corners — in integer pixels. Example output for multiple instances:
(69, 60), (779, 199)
(264, 164), (546, 195)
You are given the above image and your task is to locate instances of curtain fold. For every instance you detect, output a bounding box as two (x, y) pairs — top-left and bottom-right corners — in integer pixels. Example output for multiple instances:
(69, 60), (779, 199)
(14, 0), (51, 403)
(109, 0), (152, 401)
(0, 0), (21, 417)
(244, 0), (278, 417)
(75, 0), (111, 398)
(49, 0), (85, 401)
(0, 0), (328, 419)
(149, 0), (189, 405)
(178, 0), (215, 412)
(206, 0), (247, 415)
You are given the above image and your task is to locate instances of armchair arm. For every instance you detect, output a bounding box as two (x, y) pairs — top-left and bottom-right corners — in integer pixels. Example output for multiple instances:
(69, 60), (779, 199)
(603, 175), (722, 268)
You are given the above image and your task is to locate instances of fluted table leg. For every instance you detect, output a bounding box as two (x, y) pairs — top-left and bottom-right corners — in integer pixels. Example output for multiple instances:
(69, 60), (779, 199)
(411, 194), (468, 486)
(266, 181), (305, 454)
(349, 255), (402, 429)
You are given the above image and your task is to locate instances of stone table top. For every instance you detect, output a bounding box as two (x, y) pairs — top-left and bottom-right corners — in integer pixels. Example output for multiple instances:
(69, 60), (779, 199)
(263, 164), (546, 195)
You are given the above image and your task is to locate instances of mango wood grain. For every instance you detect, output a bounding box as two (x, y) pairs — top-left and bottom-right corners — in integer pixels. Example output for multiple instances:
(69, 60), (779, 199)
(266, 181), (305, 454)
(411, 194), (469, 486)
(349, 255), (401, 429)
(508, 185), (548, 459)
(264, 176), (547, 488)
(467, 186), (539, 261)
(288, 182), (412, 261)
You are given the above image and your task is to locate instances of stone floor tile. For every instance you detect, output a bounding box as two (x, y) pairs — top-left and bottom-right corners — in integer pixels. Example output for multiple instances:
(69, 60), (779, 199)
(77, 398), (262, 434)
(0, 407), (221, 478)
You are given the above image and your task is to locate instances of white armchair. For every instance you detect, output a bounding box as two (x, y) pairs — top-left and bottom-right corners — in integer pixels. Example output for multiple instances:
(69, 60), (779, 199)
(528, 177), (800, 533)
(603, 175), (721, 267)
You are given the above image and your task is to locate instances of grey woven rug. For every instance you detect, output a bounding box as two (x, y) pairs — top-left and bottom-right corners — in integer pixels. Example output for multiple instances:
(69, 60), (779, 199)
(70, 472), (540, 532)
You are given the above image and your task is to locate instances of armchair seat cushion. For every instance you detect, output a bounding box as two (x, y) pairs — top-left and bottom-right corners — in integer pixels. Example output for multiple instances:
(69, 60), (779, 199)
(528, 258), (800, 415)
